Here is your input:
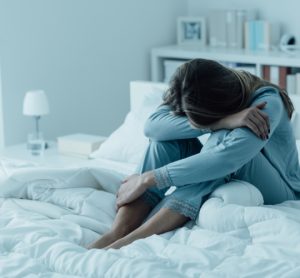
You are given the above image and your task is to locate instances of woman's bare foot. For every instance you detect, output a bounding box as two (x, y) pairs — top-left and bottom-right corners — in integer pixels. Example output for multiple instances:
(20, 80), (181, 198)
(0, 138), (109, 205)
(87, 231), (120, 249)
(104, 237), (133, 250)
(105, 208), (189, 250)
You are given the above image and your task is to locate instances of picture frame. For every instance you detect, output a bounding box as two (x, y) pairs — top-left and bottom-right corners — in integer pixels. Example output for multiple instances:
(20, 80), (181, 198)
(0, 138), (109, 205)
(177, 17), (206, 47)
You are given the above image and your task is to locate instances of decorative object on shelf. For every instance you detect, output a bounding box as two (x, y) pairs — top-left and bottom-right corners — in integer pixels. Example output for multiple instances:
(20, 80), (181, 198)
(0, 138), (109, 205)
(279, 34), (300, 54)
(23, 90), (49, 155)
(177, 17), (206, 47)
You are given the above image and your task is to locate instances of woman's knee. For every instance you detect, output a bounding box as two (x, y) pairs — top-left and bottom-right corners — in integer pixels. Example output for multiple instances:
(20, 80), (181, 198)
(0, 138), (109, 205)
(148, 138), (201, 159)
(138, 138), (201, 173)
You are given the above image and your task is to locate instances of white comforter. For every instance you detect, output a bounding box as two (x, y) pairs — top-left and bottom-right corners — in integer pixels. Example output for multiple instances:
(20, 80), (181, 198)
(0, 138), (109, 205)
(1, 160), (300, 278)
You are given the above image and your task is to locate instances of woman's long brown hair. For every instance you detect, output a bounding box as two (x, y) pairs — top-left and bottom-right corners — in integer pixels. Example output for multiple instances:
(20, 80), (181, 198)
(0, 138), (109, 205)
(163, 59), (294, 127)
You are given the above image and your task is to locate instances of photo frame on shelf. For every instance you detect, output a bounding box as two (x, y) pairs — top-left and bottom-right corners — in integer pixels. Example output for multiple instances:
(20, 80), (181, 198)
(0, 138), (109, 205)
(177, 17), (206, 47)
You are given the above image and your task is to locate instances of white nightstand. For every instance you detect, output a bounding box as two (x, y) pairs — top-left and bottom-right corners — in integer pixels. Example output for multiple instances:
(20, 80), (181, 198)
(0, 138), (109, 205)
(0, 141), (91, 168)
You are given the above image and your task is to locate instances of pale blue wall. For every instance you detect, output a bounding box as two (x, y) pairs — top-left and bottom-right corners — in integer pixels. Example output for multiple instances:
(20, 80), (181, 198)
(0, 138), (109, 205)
(0, 0), (187, 146)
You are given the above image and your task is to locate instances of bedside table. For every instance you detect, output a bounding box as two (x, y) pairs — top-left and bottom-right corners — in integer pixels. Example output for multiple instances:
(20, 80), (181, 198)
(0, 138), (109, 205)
(0, 141), (91, 168)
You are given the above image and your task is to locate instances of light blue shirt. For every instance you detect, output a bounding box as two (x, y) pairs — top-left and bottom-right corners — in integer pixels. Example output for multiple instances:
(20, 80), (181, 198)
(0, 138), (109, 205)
(144, 86), (300, 193)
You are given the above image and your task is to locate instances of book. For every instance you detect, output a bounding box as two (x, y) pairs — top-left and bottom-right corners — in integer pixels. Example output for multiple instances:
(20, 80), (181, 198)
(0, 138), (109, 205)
(263, 65), (270, 81)
(279, 67), (289, 89)
(226, 10), (237, 48)
(256, 21), (267, 51)
(208, 10), (227, 47)
(270, 66), (280, 85)
(296, 73), (300, 96)
(57, 133), (106, 157)
(286, 74), (296, 95)
(236, 10), (246, 49)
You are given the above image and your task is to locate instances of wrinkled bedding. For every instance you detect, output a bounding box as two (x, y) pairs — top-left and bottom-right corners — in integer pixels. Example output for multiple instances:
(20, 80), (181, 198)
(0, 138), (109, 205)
(1, 159), (300, 278)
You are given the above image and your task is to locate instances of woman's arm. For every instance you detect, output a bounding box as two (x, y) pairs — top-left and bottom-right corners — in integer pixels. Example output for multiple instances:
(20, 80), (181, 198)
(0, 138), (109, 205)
(211, 102), (270, 140)
(153, 89), (283, 189)
(144, 105), (210, 141)
(144, 103), (269, 142)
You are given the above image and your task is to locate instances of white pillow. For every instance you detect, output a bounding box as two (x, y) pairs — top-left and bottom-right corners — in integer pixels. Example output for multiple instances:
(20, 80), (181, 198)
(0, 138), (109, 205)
(196, 179), (264, 228)
(89, 112), (149, 164)
(209, 179), (264, 206)
(90, 89), (164, 164)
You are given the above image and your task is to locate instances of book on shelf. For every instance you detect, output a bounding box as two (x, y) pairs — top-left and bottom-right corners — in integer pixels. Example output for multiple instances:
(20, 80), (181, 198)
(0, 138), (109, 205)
(262, 65), (270, 81)
(236, 10), (247, 49)
(270, 66), (280, 85)
(208, 10), (227, 48)
(226, 10), (237, 48)
(279, 67), (289, 89)
(287, 74), (296, 95)
(57, 133), (106, 158)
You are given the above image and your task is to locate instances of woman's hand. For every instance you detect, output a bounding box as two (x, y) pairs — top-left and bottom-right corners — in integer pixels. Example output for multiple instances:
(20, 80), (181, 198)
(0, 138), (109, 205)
(116, 172), (155, 210)
(212, 102), (270, 139)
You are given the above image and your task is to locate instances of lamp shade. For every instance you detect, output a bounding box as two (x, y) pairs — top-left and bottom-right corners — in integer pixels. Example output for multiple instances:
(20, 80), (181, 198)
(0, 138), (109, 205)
(23, 90), (49, 116)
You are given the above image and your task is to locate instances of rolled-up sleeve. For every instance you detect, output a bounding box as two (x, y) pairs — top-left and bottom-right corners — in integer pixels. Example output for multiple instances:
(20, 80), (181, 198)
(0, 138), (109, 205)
(144, 105), (210, 141)
(153, 89), (284, 189)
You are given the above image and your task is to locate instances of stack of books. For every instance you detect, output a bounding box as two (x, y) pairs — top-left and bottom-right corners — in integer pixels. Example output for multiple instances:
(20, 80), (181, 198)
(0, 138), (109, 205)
(57, 133), (106, 158)
(244, 20), (280, 51)
(208, 9), (254, 49)
(208, 10), (280, 51)
(263, 65), (300, 95)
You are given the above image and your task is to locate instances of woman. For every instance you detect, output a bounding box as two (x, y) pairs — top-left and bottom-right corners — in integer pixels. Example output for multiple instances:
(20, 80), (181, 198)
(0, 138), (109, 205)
(89, 59), (300, 249)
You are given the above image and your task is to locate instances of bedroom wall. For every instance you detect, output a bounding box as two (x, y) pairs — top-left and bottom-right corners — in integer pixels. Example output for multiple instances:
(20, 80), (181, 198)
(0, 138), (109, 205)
(0, 0), (186, 146)
(0, 65), (4, 149)
(187, 0), (300, 43)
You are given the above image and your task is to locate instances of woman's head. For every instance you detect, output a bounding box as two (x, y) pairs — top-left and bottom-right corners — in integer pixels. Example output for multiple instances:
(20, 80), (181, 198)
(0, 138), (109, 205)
(163, 58), (294, 127)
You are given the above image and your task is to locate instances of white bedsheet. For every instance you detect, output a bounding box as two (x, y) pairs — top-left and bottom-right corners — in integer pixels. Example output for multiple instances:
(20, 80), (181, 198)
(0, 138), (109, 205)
(1, 160), (300, 277)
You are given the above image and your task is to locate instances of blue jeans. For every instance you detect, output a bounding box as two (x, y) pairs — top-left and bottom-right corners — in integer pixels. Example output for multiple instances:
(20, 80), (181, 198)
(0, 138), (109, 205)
(138, 139), (296, 221)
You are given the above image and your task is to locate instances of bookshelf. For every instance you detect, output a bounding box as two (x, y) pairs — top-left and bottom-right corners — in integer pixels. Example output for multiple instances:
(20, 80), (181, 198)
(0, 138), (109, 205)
(151, 44), (300, 83)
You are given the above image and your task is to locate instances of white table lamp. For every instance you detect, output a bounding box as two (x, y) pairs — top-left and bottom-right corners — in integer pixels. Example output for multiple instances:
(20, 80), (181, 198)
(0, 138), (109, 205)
(23, 90), (49, 142)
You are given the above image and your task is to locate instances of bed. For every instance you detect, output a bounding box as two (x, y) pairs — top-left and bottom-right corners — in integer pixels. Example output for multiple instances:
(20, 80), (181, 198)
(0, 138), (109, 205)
(1, 81), (300, 277)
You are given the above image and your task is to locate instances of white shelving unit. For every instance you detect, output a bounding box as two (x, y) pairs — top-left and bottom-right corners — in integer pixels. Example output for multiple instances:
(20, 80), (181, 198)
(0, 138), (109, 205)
(151, 44), (300, 82)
